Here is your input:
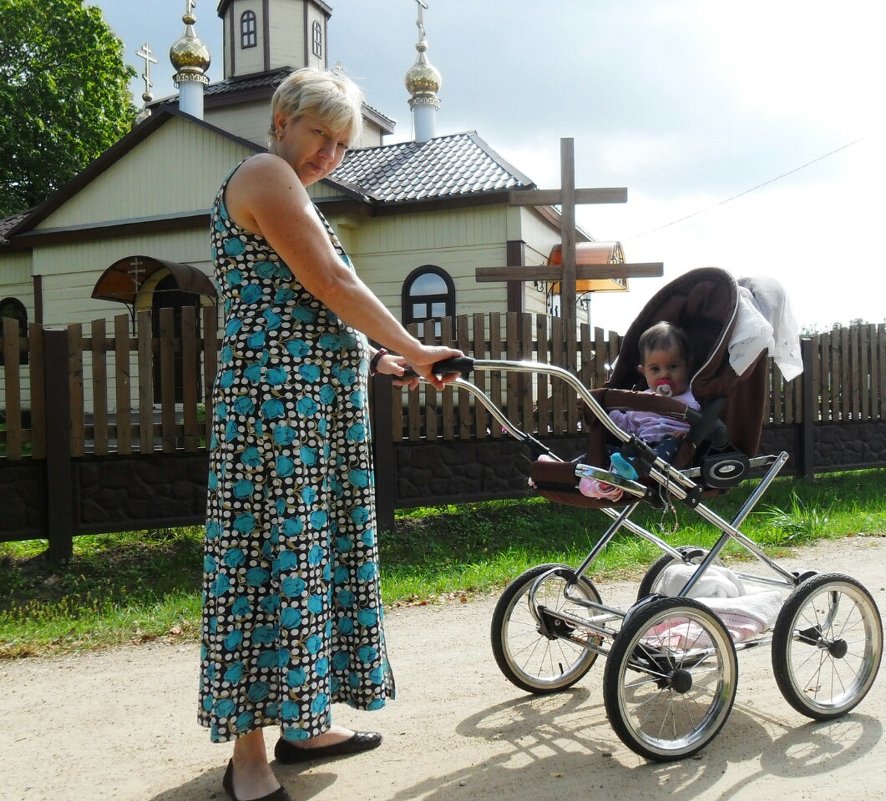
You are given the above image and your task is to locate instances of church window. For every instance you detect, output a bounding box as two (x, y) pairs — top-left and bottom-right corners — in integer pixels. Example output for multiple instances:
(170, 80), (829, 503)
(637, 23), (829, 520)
(312, 21), (323, 58)
(241, 10), (257, 49)
(402, 266), (454, 338)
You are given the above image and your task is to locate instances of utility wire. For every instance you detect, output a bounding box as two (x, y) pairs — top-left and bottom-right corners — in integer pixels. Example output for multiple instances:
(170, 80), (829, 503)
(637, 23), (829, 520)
(627, 135), (867, 240)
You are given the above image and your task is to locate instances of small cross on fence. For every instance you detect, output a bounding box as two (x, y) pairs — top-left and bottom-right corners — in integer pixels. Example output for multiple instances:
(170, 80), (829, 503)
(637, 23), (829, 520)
(475, 137), (663, 330)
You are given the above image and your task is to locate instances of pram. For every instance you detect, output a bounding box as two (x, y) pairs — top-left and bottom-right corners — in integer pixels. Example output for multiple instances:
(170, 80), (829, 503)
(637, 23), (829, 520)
(415, 267), (882, 761)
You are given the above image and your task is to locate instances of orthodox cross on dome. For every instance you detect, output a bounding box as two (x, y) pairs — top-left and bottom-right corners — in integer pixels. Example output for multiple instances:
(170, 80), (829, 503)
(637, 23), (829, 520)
(414, 0), (428, 40)
(185, 0), (197, 16)
(136, 43), (158, 101)
(475, 138), (663, 330)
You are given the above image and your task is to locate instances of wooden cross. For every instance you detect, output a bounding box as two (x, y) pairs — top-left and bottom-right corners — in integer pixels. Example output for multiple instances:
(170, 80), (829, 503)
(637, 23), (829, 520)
(475, 137), (663, 329)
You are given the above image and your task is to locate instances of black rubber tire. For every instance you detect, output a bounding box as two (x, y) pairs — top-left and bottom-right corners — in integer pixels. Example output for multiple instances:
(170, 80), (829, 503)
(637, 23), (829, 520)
(491, 563), (602, 694)
(603, 596), (738, 761)
(772, 572), (883, 720)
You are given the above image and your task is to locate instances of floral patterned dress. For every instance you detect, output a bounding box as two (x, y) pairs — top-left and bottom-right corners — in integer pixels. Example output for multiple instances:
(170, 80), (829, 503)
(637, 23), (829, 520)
(198, 160), (394, 744)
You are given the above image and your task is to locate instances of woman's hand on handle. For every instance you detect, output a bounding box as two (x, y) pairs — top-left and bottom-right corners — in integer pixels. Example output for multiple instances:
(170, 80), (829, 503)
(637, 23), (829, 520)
(404, 345), (465, 390)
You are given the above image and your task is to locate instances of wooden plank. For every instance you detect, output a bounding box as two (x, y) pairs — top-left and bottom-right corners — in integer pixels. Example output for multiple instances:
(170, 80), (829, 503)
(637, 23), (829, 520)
(878, 324), (886, 419)
(138, 311), (154, 453)
(472, 313), (487, 440)
(181, 306), (199, 451)
(474, 262), (664, 282)
(551, 316), (564, 434)
(566, 322), (577, 433)
(505, 313), (519, 437)
(68, 324), (85, 457)
(440, 317), (454, 440)
(579, 322), (591, 392)
(593, 327), (607, 388)
(850, 324), (861, 420)
(29, 324), (46, 459)
(423, 322), (437, 440)
(509, 187), (627, 206)
(202, 305), (218, 446)
(536, 314), (549, 435)
(115, 314), (133, 455)
(819, 331), (831, 421)
(520, 312), (534, 434)
(840, 326), (851, 421)
(159, 308), (177, 452)
(91, 318), (109, 456)
(456, 315), (471, 439)
(489, 313), (502, 438)
(2, 317), (22, 459)
(860, 324), (871, 421)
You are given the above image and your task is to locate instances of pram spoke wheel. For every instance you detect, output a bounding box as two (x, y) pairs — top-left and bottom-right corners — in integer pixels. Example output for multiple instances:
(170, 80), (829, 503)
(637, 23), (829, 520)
(603, 596), (738, 761)
(772, 572), (883, 720)
(635, 546), (723, 600)
(491, 563), (602, 694)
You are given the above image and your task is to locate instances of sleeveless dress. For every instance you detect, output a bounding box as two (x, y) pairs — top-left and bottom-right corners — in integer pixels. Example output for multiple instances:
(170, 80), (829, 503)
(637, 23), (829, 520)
(198, 160), (395, 744)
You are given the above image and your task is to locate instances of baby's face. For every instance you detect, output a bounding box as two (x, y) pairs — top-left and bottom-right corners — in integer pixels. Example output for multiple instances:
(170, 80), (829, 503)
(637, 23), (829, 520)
(638, 345), (689, 396)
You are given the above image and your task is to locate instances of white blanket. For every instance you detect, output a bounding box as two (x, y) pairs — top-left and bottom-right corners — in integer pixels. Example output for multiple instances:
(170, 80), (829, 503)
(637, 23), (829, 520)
(648, 564), (782, 646)
(729, 276), (803, 381)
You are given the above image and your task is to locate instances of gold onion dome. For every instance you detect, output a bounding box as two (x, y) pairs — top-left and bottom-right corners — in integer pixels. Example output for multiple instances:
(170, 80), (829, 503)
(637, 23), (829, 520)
(405, 40), (441, 100)
(170, 12), (211, 80)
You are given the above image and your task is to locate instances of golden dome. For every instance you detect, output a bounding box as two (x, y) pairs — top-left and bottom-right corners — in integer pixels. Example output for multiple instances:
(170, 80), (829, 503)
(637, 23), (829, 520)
(170, 13), (211, 78)
(405, 41), (441, 97)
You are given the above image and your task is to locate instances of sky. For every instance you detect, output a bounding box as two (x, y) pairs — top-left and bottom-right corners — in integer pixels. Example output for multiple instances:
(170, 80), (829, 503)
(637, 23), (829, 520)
(93, 0), (886, 333)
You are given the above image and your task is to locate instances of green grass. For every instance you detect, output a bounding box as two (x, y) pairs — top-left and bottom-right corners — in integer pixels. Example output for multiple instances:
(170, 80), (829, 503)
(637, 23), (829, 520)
(1, 469), (884, 658)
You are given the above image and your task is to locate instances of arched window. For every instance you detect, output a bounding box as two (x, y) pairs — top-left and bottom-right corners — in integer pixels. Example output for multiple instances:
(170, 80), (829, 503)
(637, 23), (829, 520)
(402, 266), (455, 338)
(0, 297), (28, 365)
(240, 10), (257, 49)
(312, 20), (323, 58)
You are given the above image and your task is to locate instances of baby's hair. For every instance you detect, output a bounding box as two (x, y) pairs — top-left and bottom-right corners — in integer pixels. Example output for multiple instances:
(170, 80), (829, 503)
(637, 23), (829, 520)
(638, 321), (691, 363)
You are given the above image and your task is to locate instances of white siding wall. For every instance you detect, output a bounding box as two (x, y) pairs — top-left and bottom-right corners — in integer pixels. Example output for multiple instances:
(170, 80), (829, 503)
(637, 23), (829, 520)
(229, 1), (266, 77)
(34, 120), (251, 229)
(325, 204), (516, 321)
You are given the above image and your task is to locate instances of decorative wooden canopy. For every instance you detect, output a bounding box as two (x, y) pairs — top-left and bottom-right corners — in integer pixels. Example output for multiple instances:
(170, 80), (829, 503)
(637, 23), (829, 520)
(547, 241), (628, 294)
(91, 255), (216, 305)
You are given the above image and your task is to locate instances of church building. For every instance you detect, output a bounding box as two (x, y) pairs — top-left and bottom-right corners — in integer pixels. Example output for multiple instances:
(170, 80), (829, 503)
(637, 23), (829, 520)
(0, 0), (627, 386)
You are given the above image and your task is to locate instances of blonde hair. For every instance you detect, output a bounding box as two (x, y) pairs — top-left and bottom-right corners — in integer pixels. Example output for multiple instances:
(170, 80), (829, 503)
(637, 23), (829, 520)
(269, 67), (364, 146)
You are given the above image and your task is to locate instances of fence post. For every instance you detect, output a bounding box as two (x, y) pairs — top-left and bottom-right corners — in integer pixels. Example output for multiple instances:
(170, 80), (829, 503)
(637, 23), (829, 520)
(370, 374), (396, 532)
(43, 328), (75, 562)
(800, 337), (815, 480)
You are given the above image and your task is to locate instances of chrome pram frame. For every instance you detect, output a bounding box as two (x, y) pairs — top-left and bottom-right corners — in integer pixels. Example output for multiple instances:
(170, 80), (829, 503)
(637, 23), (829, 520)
(424, 357), (883, 762)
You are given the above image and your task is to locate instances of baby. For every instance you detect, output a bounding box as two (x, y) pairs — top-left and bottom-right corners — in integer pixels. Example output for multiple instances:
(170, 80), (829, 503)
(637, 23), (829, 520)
(580, 321), (700, 500)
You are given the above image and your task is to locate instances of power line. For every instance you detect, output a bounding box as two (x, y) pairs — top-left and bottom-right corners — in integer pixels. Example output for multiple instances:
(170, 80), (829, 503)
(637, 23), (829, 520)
(627, 135), (867, 240)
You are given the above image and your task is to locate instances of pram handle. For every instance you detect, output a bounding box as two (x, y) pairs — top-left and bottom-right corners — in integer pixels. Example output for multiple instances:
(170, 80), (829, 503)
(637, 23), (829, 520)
(399, 356), (475, 381)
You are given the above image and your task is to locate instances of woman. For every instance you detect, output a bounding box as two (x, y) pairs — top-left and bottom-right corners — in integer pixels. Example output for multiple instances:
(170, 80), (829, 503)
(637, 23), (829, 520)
(199, 67), (462, 801)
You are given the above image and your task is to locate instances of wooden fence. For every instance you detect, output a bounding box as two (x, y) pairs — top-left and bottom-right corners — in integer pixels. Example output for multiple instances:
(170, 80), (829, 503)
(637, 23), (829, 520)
(1, 310), (884, 556)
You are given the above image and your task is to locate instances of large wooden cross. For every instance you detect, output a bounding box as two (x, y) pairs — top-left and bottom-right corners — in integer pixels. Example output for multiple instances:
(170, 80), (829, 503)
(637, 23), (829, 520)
(475, 138), (663, 328)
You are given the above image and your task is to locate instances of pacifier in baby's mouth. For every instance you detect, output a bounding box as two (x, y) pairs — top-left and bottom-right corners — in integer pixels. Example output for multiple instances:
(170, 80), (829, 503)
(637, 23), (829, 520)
(655, 382), (673, 397)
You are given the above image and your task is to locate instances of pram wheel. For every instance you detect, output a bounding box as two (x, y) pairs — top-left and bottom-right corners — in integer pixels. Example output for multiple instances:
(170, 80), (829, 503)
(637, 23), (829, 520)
(635, 546), (723, 600)
(604, 596), (738, 761)
(491, 563), (602, 694)
(772, 572), (883, 720)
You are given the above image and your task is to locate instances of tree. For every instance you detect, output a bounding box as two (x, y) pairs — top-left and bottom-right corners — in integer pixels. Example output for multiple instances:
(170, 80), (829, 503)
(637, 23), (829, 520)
(0, 0), (136, 217)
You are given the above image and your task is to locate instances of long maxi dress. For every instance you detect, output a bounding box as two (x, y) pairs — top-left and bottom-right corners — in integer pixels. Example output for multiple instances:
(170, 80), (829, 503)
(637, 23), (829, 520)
(199, 160), (394, 744)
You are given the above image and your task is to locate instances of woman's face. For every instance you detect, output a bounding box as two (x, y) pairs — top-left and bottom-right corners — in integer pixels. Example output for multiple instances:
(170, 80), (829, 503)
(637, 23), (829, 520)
(274, 112), (351, 186)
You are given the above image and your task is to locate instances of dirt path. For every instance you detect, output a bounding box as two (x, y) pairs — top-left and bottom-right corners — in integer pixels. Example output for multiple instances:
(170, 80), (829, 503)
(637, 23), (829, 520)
(2, 536), (884, 801)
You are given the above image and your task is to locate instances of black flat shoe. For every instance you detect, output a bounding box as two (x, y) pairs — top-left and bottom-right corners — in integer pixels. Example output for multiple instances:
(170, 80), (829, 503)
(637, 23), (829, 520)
(222, 759), (292, 801)
(274, 731), (383, 764)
